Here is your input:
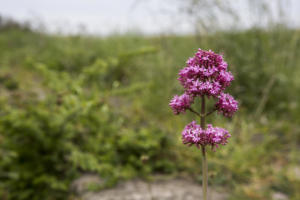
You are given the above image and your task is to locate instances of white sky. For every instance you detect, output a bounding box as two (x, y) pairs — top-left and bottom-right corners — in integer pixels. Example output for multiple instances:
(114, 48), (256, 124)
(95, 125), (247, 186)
(0, 0), (299, 35)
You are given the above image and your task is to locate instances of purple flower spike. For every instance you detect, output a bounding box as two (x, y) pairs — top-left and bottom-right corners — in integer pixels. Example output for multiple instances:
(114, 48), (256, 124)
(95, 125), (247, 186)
(170, 48), (238, 149)
(170, 48), (238, 199)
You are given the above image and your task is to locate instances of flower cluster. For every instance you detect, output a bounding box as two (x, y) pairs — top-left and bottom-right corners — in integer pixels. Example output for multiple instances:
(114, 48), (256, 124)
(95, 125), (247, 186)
(182, 121), (230, 148)
(169, 49), (239, 148)
(170, 49), (238, 118)
(178, 49), (233, 97)
(215, 93), (238, 117)
(169, 93), (194, 115)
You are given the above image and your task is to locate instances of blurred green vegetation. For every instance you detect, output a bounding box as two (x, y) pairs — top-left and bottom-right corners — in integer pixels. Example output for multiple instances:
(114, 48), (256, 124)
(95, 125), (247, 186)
(0, 22), (300, 200)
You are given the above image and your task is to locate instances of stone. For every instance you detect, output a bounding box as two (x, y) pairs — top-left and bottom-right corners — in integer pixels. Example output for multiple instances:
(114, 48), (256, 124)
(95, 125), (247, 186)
(71, 174), (105, 195)
(272, 192), (288, 200)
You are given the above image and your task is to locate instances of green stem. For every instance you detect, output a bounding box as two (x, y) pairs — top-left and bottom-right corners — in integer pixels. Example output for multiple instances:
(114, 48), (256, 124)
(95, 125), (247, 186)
(201, 145), (207, 200)
(189, 108), (201, 117)
(200, 96), (208, 200)
(200, 96), (206, 128)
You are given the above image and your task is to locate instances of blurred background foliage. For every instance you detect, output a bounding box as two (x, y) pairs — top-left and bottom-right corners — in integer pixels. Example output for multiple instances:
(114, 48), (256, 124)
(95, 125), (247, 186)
(0, 3), (300, 199)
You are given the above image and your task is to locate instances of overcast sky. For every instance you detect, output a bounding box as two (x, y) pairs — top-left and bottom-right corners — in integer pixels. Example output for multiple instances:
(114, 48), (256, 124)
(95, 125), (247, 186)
(0, 0), (299, 35)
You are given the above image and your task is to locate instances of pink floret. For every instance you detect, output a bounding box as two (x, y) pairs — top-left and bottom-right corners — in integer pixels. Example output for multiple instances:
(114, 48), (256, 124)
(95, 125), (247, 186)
(215, 93), (238, 117)
(169, 93), (194, 115)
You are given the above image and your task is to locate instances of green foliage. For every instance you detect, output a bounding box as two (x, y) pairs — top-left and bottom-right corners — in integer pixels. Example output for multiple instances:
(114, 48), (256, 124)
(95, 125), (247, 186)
(0, 26), (299, 200)
(0, 51), (174, 199)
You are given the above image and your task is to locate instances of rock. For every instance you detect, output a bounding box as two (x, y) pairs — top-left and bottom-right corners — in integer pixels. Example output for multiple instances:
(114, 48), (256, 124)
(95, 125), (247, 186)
(272, 192), (288, 200)
(71, 174), (105, 195)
